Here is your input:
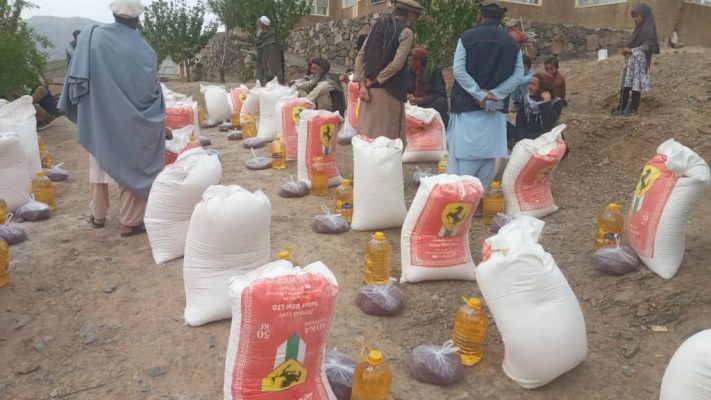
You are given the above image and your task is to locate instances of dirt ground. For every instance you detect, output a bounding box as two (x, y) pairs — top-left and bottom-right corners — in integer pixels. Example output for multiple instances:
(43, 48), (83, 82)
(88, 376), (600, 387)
(2, 48), (710, 400)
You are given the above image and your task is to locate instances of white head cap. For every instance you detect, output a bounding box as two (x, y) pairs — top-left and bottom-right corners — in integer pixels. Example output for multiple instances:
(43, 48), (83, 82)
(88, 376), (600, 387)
(110, 0), (145, 18)
(259, 16), (271, 26)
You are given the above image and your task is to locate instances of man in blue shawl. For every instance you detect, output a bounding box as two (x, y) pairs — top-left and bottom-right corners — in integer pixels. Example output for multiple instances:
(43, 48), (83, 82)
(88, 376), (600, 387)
(58, 0), (167, 237)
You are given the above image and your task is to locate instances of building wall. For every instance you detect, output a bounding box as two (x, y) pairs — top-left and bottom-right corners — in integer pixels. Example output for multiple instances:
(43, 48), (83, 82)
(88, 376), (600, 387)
(677, 2), (711, 46)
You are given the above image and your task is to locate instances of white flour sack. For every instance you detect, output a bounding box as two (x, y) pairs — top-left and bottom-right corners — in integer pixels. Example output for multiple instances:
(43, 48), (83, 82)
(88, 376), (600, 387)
(276, 98), (314, 161)
(400, 175), (484, 283)
(240, 85), (262, 131)
(350, 136), (407, 231)
(258, 84), (297, 141)
(626, 139), (710, 279)
(183, 185), (271, 326)
(0, 132), (30, 211)
(166, 98), (196, 129)
(145, 148), (222, 264)
(338, 81), (360, 143)
(0, 96), (41, 178)
(164, 125), (194, 165)
(502, 124), (567, 218)
(476, 216), (587, 389)
(223, 260), (338, 400)
(660, 329), (711, 400)
(297, 110), (343, 187)
(229, 85), (250, 115)
(201, 85), (231, 124)
(402, 104), (447, 163)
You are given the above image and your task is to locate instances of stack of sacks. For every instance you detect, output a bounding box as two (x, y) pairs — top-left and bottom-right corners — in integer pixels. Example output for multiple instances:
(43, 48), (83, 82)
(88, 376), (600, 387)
(0, 96), (41, 178)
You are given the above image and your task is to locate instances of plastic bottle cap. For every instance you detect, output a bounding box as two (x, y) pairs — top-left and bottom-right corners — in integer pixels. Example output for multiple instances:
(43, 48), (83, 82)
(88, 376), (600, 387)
(372, 232), (385, 240)
(490, 181), (502, 189)
(463, 297), (482, 309)
(608, 203), (621, 211)
(36, 171), (44, 177)
(341, 179), (351, 185)
(367, 350), (384, 366)
(278, 250), (290, 259)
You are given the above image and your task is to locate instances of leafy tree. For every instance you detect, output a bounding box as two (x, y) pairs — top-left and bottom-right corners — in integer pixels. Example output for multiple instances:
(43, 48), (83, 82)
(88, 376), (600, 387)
(219, 0), (311, 47)
(0, 0), (52, 99)
(205, 0), (239, 82)
(142, 0), (216, 82)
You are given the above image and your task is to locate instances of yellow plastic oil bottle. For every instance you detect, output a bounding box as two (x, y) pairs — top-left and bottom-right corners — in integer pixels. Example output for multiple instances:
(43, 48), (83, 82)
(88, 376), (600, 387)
(594, 203), (624, 249)
(188, 133), (202, 149)
(0, 198), (7, 225)
(483, 181), (505, 225)
(271, 136), (286, 170)
(38, 137), (53, 168)
(438, 153), (448, 174)
(364, 232), (391, 285)
(197, 105), (206, 127)
(231, 110), (241, 129)
(0, 238), (8, 288)
(278, 250), (291, 261)
(310, 156), (329, 197)
(335, 179), (353, 224)
(452, 297), (489, 366)
(351, 350), (392, 400)
(31, 171), (56, 210)
(241, 113), (257, 139)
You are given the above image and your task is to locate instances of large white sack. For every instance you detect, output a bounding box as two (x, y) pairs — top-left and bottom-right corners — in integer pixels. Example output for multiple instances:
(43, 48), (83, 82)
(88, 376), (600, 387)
(400, 174), (483, 283)
(240, 85), (262, 132)
(297, 109), (343, 187)
(0, 96), (41, 178)
(660, 329), (711, 400)
(502, 124), (567, 218)
(351, 135), (407, 231)
(338, 80), (360, 143)
(201, 85), (231, 124)
(476, 216), (587, 389)
(626, 139), (710, 279)
(258, 84), (296, 141)
(145, 148), (222, 264)
(276, 97), (314, 161)
(402, 104), (447, 163)
(161, 83), (187, 102)
(0, 132), (31, 211)
(165, 124), (194, 154)
(183, 185), (271, 326)
(224, 260), (338, 400)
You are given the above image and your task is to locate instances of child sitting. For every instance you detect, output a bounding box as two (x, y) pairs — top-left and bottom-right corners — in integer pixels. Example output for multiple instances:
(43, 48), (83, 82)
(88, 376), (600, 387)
(507, 73), (563, 148)
(544, 57), (567, 106)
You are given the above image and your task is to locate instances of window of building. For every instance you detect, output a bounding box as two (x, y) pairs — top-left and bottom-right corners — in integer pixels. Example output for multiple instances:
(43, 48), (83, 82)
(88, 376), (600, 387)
(684, 0), (711, 6)
(576, 0), (626, 7)
(369, 0), (386, 4)
(311, 0), (328, 16)
(344, 0), (355, 7)
(501, 0), (541, 5)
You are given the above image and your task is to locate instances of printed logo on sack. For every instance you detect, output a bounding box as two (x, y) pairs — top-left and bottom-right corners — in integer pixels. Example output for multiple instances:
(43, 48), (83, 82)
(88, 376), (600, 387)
(535, 164), (558, 185)
(292, 106), (305, 124)
(632, 164), (662, 213)
(261, 333), (308, 392)
(320, 124), (335, 155)
(440, 203), (472, 236)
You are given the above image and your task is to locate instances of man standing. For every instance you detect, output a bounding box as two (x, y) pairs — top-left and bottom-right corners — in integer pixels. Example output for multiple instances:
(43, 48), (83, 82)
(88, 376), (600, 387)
(255, 16), (284, 84)
(354, 0), (423, 141)
(447, 1), (523, 189)
(58, 0), (168, 237)
(66, 29), (80, 66)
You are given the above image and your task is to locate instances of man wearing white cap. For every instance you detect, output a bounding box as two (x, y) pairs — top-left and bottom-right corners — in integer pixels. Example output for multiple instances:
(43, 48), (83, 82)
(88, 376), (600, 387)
(59, 0), (169, 237)
(255, 16), (284, 84)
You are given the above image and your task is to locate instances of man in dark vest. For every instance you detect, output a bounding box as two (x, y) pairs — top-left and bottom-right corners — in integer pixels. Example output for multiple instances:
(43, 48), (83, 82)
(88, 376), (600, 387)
(447, 1), (523, 190)
(354, 0), (423, 141)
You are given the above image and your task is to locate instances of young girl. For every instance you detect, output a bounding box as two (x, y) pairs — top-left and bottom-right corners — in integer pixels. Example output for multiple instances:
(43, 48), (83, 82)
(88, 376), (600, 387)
(507, 73), (563, 147)
(613, 4), (659, 117)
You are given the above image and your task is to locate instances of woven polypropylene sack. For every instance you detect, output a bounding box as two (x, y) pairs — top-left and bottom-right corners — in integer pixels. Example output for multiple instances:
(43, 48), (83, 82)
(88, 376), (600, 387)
(0, 132), (30, 210)
(201, 85), (231, 124)
(660, 329), (711, 400)
(258, 84), (297, 141)
(0, 96), (41, 178)
(297, 110), (343, 187)
(277, 98), (314, 161)
(402, 104), (447, 163)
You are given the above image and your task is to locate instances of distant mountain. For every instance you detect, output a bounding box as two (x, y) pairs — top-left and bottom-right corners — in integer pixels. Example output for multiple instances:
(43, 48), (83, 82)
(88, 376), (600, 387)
(24, 16), (102, 61)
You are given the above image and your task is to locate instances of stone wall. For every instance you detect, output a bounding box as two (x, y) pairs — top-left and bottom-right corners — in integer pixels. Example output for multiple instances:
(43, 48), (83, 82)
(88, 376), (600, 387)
(524, 22), (630, 62)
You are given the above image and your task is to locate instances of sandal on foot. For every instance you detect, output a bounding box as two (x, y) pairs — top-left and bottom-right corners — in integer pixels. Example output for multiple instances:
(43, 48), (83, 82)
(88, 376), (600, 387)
(89, 215), (105, 228)
(120, 223), (146, 237)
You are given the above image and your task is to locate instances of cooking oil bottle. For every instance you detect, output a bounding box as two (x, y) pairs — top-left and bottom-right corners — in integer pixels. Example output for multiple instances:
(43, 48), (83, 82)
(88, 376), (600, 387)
(188, 133), (201, 149)
(335, 179), (353, 223)
(0, 238), (8, 288)
(0, 198), (7, 225)
(38, 137), (53, 168)
(271, 136), (286, 170)
(31, 170), (56, 210)
(231, 110), (241, 129)
(452, 297), (489, 366)
(364, 232), (391, 285)
(483, 180), (505, 225)
(241, 113), (257, 139)
(278, 249), (291, 261)
(594, 203), (624, 249)
(311, 156), (329, 197)
(197, 105), (206, 127)
(351, 350), (392, 400)
(438, 153), (448, 174)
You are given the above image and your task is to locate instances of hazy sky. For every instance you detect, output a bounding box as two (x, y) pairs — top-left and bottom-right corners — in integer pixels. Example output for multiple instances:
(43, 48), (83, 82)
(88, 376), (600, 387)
(22, 0), (202, 23)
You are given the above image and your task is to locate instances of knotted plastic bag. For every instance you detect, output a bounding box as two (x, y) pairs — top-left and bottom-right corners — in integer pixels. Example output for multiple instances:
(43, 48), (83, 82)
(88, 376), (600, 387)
(218, 121), (233, 132)
(199, 135), (211, 146)
(16, 199), (50, 221)
(490, 213), (516, 233)
(593, 237), (639, 275)
(0, 214), (28, 245)
(337, 126), (354, 145)
(279, 176), (310, 198)
(312, 207), (349, 234)
(324, 350), (357, 400)
(245, 148), (272, 170)
(45, 162), (69, 182)
(411, 166), (434, 186)
(356, 283), (404, 316)
(243, 137), (266, 149)
(227, 130), (242, 141)
(408, 341), (464, 385)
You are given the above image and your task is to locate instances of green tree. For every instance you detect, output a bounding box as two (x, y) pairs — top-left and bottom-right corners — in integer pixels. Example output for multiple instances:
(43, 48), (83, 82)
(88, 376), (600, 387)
(205, 0), (239, 82)
(219, 0), (311, 47)
(410, 0), (481, 71)
(142, 0), (216, 82)
(0, 0), (52, 99)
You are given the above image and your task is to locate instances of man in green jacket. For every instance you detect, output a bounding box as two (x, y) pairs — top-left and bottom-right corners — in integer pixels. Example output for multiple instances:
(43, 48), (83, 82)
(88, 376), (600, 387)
(256, 16), (284, 84)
